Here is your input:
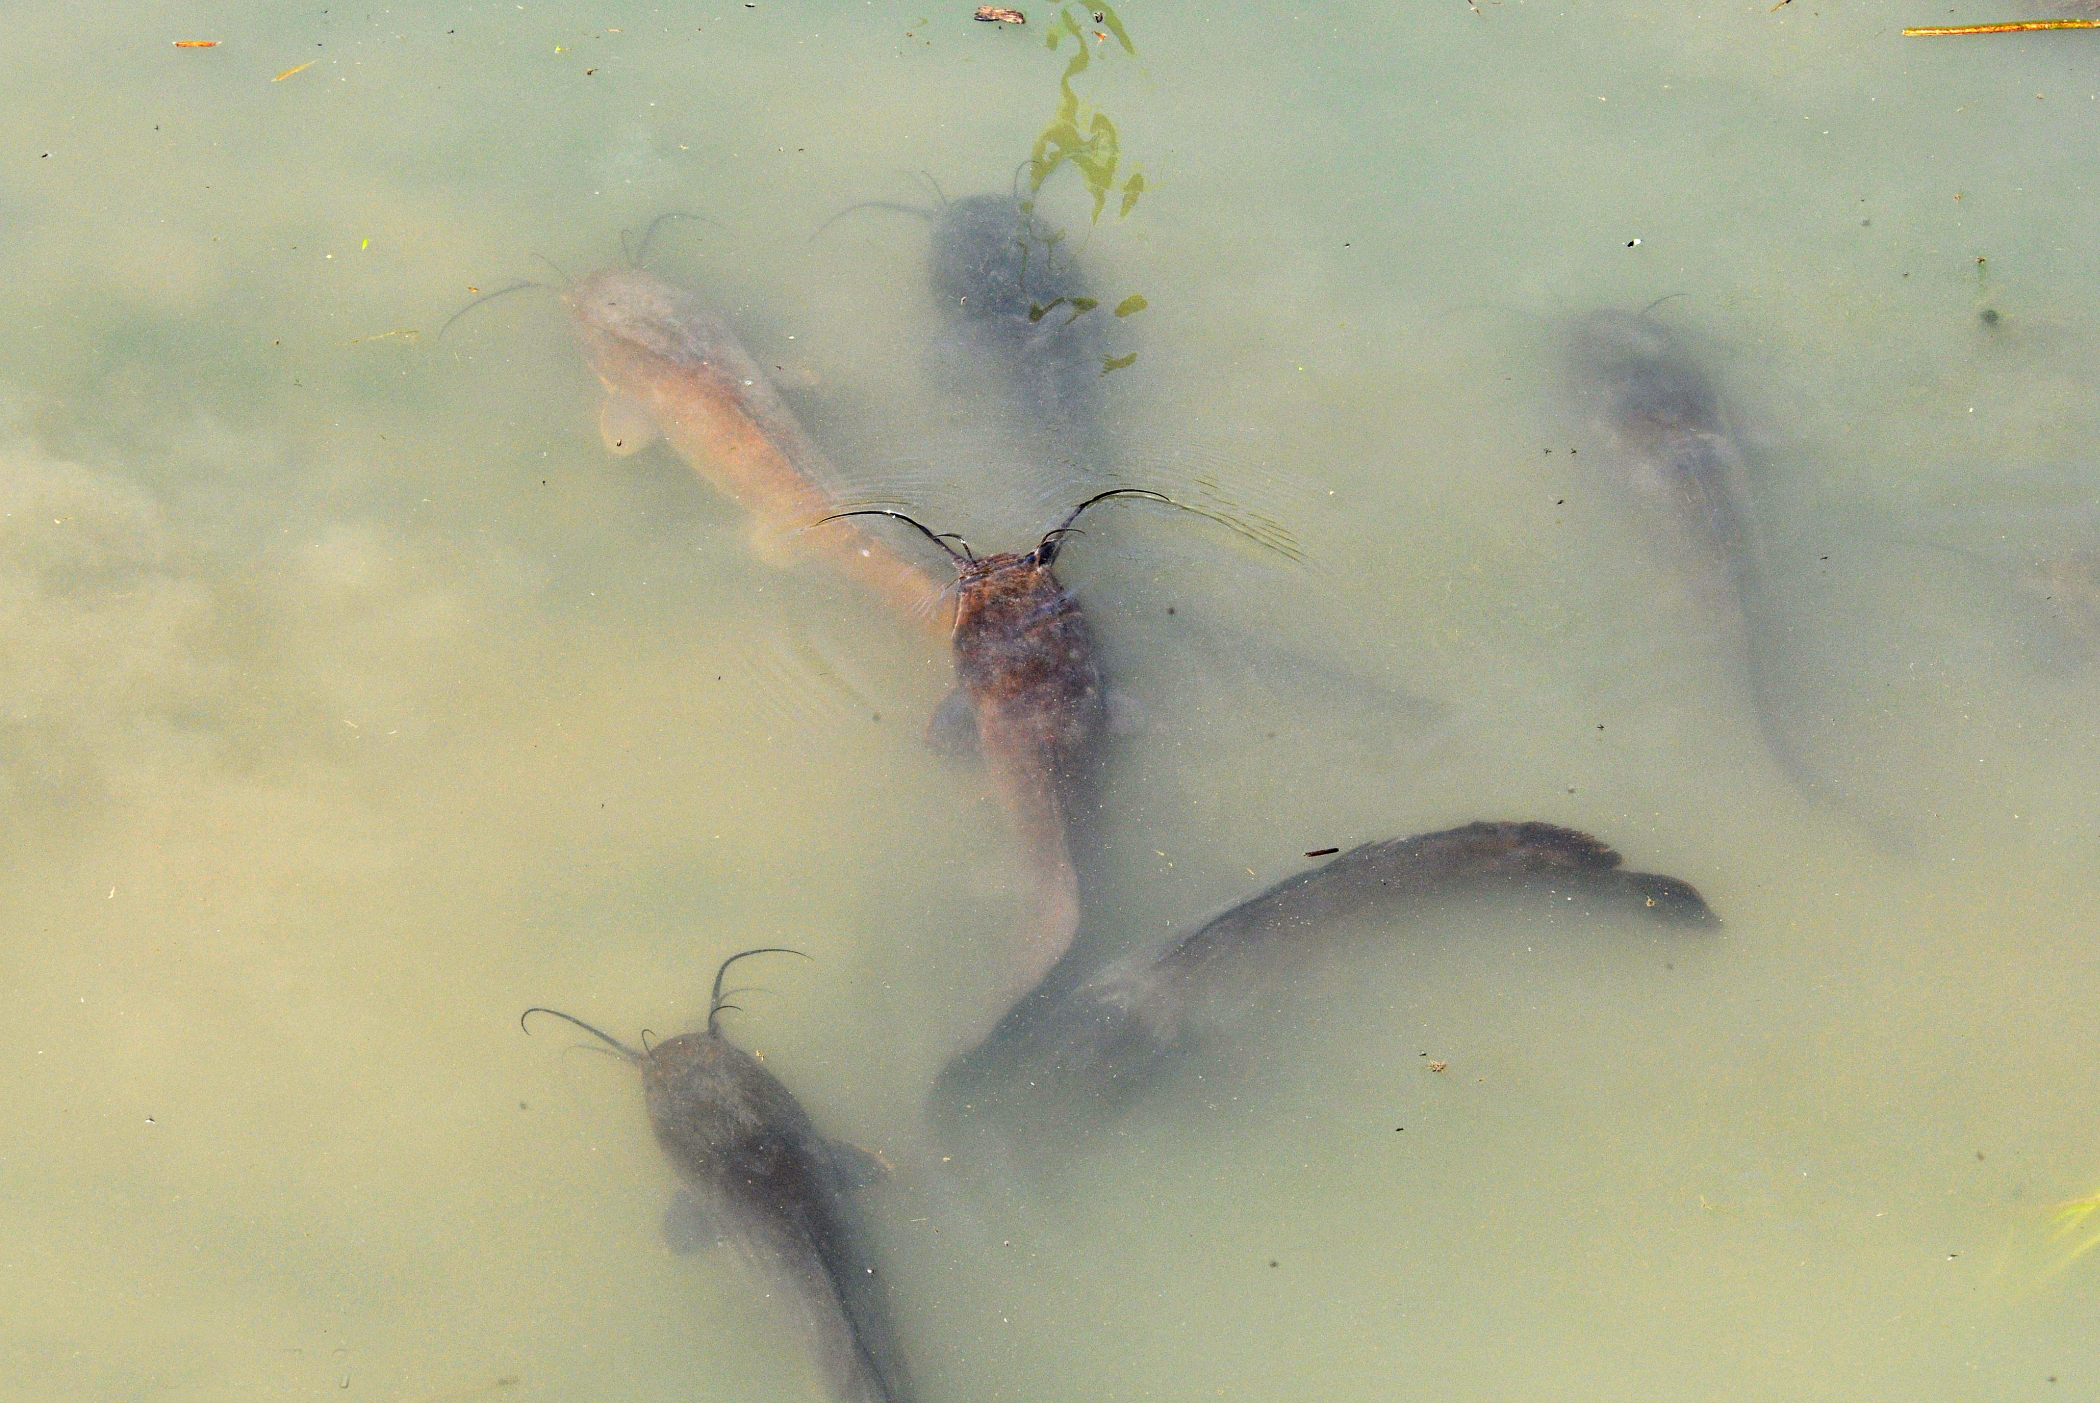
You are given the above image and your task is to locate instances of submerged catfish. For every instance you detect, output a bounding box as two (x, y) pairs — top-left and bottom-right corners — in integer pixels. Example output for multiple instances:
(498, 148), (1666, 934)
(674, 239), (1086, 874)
(562, 266), (946, 628)
(523, 951), (914, 1403)
(825, 489), (1171, 1012)
(932, 820), (1715, 1140)
(826, 188), (1113, 504)
(1566, 309), (1826, 801)
(923, 193), (1110, 460)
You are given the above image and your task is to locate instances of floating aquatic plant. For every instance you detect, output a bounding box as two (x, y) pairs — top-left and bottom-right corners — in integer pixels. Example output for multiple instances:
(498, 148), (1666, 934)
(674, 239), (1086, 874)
(1019, 2), (1147, 373)
(1030, 4), (1143, 222)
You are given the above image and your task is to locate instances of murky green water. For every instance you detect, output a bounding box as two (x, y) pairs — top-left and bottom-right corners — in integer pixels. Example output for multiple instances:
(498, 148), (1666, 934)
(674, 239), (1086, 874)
(3, 1), (2099, 1399)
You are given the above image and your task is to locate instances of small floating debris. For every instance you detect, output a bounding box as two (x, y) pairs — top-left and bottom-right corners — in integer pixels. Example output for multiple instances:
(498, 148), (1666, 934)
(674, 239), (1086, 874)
(173, 39), (219, 48)
(1904, 19), (2100, 34)
(974, 6), (1027, 21)
(273, 61), (314, 81)
(1304, 847), (1340, 858)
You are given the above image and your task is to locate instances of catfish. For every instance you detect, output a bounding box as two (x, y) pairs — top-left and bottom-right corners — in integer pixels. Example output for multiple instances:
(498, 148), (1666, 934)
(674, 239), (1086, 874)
(822, 187), (1115, 510)
(523, 950), (915, 1403)
(932, 820), (1715, 1140)
(1566, 308), (1828, 804)
(921, 192), (1110, 468)
(823, 489), (1172, 1014)
(562, 265), (946, 630)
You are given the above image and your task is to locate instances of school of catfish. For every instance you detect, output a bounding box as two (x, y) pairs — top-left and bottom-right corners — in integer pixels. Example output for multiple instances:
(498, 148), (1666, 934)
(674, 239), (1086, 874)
(505, 190), (1746, 1402)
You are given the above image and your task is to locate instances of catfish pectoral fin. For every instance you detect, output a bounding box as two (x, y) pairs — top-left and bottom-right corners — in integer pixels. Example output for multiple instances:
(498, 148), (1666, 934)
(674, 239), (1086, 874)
(597, 389), (663, 456)
(924, 686), (980, 759)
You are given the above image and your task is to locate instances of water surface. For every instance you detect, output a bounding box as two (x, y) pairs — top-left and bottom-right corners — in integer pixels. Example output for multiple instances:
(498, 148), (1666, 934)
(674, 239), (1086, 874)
(3, 2), (2099, 1399)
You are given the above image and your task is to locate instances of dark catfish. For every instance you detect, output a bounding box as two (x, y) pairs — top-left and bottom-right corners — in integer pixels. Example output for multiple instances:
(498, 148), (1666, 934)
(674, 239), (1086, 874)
(826, 188), (1112, 498)
(923, 193), (1109, 456)
(932, 820), (1715, 1139)
(824, 489), (1170, 1014)
(563, 265), (947, 632)
(523, 951), (914, 1403)
(1566, 309), (1829, 800)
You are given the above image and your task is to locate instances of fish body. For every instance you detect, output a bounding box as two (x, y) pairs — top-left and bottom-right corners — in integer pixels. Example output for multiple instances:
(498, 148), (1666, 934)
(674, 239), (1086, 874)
(833, 493), (1169, 1017)
(932, 820), (1715, 1139)
(641, 1029), (914, 1403)
(1566, 310), (1827, 798)
(1566, 310), (1759, 602)
(562, 267), (945, 627)
(945, 539), (1108, 1002)
(927, 193), (1085, 321)
(527, 971), (914, 1403)
(925, 194), (1108, 448)
(1144, 820), (1712, 990)
(915, 194), (1114, 519)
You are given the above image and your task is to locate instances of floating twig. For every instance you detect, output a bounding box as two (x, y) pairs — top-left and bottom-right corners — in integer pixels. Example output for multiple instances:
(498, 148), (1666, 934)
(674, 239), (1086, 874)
(1904, 19), (2100, 35)
(273, 61), (315, 81)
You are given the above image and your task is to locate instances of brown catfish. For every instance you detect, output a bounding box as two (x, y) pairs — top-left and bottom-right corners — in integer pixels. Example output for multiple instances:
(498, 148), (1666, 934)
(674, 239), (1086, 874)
(523, 951), (915, 1403)
(824, 489), (1170, 1010)
(562, 266), (947, 629)
(931, 820), (1715, 1140)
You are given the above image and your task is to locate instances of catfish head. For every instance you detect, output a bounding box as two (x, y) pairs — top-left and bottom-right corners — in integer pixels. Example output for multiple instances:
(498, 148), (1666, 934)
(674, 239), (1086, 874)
(521, 947), (817, 1183)
(822, 489), (1171, 760)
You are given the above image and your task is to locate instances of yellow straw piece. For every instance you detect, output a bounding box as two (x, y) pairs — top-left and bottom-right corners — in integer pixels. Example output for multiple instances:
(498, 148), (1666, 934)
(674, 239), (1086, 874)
(2043, 1193), (2100, 1275)
(272, 61), (315, 81)
(1905, 19), (2100, 35)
